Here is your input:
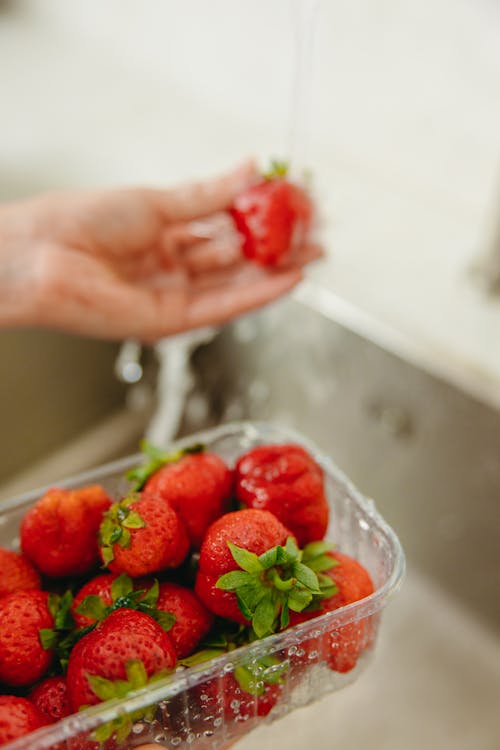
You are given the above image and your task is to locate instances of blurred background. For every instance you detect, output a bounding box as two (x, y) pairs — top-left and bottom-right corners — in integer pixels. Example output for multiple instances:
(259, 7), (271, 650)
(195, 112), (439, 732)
(0, 1), (499, 748)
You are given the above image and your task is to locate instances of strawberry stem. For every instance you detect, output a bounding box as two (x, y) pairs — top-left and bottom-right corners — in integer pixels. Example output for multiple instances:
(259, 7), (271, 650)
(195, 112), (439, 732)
(263, 159), (289, 180)
(268, 569), (296, 591)
(126, 440), (205, 491)
(216, 537), (337, 636)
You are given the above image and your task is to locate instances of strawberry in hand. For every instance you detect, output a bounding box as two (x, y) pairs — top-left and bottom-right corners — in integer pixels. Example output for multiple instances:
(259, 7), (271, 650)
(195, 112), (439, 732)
(230, 161), (313, 267)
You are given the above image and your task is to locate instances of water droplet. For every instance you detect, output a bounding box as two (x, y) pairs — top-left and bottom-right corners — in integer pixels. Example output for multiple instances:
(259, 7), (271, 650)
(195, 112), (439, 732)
(171, 738), (181, 747)
(187, 731), (196, 743)
(213, 717), (223, 727)
(200, 693), (209, 701)
(204, 730), (214, 737)
(223, 662), (234, 673)
(308, 650), (318, 659)
(230, 699), (240, 711)
(288, 646), (298, 655)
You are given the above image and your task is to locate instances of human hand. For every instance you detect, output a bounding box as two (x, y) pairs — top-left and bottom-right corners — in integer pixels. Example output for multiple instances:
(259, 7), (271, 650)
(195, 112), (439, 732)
(0, 162), (321, 342)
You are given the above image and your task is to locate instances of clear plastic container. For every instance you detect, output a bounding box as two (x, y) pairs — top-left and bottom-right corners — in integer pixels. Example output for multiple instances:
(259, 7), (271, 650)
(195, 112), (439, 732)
(0, 421), (405, 750)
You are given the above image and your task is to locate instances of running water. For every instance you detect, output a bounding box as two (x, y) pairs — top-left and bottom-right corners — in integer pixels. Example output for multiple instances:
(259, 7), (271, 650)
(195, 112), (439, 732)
(287, 0), (321, 177)
(116, 3), (322, 444)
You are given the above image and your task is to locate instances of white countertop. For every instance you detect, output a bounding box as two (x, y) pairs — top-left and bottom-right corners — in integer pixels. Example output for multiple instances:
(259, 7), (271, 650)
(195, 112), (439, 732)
(1, 0), (500, 407)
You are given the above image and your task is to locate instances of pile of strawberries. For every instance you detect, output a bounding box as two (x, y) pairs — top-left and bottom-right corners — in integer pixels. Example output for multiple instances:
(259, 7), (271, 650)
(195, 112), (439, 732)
(0, 441), (374, 748)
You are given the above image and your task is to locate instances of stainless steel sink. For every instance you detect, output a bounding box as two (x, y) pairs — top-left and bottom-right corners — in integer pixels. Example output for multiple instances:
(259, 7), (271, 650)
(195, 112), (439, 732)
(178, 295), (500, 749)
(1, 294), (498, 748)
(0, 330), (128, 485)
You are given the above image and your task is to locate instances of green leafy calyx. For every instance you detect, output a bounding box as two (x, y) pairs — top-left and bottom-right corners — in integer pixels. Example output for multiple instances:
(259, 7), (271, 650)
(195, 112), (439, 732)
(216, 537), (337, 638)
(126, 439), (205, 491)
(75, 574), (175, 632)
(39, 590), (77, 672)
(86, 660), (173, 744)
(98, 496), (146, 565)
(263, 159), (289, 180)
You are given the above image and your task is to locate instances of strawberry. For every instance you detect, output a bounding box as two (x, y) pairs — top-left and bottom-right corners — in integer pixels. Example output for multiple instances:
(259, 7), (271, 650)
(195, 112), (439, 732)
(71, 573), (120, 629)
(235, 443), (329, 546)
(289, 550), (375, 673)
(156, 582), (213, 658)
(229, 161), (312, 266)
(195, 509), (334, 637)
(0, 547), (41, 597)
(20, 485), (111, 577)
(200, 665), (283, 725)
(98, 493), (189, 577)
(66, 609), (176, 713)
(178, 629), (287, 733)
(0, 696), (47, 746)
(137, 446), (233, 549)
(72, 573), (174, 633)
(30, 676), (71, 724)
(0, 589), (54, 687)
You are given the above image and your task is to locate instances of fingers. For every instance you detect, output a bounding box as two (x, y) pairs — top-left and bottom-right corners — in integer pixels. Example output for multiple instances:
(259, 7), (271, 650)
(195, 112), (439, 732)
(183, 239), (323, 278)
(293, 241), (324, 266)
(152, 159), (258, 222)
(161, 212), (241, 273)
(183, 266), (303, 331)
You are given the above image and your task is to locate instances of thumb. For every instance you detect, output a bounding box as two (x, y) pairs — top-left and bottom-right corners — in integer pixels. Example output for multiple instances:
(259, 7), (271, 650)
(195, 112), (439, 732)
(151, 160), (257, 223)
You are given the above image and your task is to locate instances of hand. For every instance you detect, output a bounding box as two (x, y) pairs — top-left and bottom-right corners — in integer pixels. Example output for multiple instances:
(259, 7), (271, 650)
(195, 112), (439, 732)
(0, 162), (321, 342)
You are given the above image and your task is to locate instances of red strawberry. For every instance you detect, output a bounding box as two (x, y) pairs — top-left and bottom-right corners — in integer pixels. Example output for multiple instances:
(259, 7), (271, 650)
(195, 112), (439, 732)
(0, 589), (54, 686)
(0, 695), (47, 746)
(66, 734), (117, 750)
(235, 443), (329, 546)
(143, 451), (233, 549)
(173, 637), (286, 740)
(20, 485), (111, 577)
(66, 608), (176, 711)
(71, 573), (120, 629)
(200, 669), (283, 725)
(98, 493), (189, 577)
(0, 547), (41, 598)
(30, 676), (71, 724)
(72, 573), (175, 635)
(289, 551), (375, 673)
(156, 582), (213, 658)
(195, 509), (332, 636)
(230, 162), (312, 266)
